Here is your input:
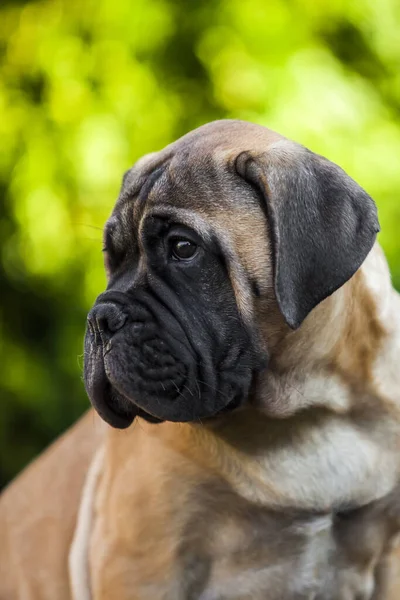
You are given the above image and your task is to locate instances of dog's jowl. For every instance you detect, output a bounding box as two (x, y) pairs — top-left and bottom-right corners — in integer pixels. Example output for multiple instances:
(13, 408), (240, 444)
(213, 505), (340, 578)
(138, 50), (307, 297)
(2, 120), (400, 600)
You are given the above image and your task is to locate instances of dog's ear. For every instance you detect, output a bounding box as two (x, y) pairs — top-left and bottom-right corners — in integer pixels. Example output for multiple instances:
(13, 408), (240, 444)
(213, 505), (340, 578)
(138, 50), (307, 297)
(235, 144), (380, 329)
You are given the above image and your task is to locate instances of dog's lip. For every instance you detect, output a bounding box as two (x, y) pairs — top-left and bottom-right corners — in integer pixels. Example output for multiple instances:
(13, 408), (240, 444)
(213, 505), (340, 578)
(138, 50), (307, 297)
(103, 348), (245, 422)
(99, 384), (137, 429)
(87, 346), (164, 427)
(85, 343), (136, 429)
(85, 324), (249, 425)
(97, 377), (164, 427)
(215, 394), (243, 415)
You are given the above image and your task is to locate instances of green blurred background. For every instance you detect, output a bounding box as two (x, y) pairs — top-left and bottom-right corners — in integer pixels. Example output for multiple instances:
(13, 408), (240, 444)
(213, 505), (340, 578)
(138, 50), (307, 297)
(1, 0), (400, 488)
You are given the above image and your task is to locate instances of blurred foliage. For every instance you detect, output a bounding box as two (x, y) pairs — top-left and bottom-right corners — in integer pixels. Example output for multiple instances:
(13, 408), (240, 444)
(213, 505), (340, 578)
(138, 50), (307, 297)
(1, 0), (400, 488)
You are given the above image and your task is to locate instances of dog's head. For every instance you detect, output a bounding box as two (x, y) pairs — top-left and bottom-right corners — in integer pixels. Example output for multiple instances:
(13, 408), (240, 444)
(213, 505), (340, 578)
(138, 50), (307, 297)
(84, 120), (379, 428)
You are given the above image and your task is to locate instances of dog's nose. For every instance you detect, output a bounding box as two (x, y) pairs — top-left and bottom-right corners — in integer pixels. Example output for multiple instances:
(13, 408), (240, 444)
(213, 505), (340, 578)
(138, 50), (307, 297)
(87, 303), (127, 337)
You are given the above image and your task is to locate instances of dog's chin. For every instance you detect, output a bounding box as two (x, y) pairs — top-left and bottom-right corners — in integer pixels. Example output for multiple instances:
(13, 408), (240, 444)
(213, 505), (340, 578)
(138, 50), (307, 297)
(84, 352), (245, 429)
(93, 383), (242, 430)
(99, 384), (164, 428)
(89, 379), (243, 429)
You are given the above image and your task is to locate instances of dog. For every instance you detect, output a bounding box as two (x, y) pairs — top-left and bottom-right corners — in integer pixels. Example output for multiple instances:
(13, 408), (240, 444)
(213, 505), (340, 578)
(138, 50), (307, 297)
(1, 119), (400, 599)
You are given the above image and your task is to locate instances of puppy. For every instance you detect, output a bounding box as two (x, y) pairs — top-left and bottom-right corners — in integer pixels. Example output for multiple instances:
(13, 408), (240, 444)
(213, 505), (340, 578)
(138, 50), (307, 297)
(2, 120), (400, 600)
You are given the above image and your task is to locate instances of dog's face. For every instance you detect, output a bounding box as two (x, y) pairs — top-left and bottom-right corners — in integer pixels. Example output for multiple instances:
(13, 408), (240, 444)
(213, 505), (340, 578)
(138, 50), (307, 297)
(84, 120), (379, 428)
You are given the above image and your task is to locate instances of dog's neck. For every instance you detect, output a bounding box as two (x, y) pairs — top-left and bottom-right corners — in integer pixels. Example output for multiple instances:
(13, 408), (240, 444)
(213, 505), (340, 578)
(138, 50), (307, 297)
(259, 243), (400, 418)
(146, 244), (400, 512)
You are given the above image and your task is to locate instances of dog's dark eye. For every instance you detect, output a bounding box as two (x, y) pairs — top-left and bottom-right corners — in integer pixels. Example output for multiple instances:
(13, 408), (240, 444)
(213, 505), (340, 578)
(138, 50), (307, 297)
(171, 238), (198, 261)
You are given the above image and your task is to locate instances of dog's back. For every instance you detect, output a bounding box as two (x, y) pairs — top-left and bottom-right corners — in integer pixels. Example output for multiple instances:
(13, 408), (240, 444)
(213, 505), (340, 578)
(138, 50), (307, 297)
(0, 411), (103, 600)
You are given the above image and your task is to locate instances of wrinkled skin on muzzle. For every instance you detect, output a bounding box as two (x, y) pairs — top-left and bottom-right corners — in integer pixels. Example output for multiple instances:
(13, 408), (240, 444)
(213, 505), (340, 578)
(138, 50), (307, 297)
(84, 240), (266, 428)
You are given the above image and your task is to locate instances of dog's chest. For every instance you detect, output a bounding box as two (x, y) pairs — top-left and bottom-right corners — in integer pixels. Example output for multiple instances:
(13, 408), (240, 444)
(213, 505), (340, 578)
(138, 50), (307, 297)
(173, 485), (384, 600)
(90, 429), (394, 600)
(89, 467), (392, 600)
(177, 508), (327, 599)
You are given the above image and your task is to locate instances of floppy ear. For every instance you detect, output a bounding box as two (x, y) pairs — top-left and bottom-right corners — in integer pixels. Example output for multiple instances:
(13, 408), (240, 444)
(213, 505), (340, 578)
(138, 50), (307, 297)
(235, 144), (380, 329)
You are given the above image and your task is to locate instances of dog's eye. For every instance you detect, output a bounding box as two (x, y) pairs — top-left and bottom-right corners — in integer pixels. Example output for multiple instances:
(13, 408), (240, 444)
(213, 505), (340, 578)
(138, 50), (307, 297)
(170, 238), (198, 261)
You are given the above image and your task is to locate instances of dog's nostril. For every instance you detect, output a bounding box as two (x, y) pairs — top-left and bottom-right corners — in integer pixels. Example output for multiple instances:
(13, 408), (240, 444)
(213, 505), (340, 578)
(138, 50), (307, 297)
(88, 303), (127, 335)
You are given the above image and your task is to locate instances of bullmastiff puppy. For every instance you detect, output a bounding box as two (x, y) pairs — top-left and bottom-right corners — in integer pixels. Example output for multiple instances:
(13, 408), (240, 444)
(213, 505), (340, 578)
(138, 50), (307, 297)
(1, 120), (400, 600)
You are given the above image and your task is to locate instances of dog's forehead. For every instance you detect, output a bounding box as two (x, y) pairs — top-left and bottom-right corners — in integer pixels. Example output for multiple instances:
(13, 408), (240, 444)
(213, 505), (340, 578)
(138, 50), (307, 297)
(170, 119), (285, 153)
(106, 121), (285, 285)
(109, 122), (282, 301)
(115, 120), (286, 214)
